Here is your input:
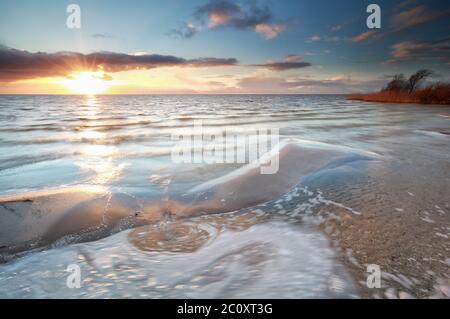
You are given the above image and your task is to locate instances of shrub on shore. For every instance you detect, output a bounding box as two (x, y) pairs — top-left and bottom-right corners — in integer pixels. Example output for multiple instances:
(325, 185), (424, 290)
(348, 70), (450, 105)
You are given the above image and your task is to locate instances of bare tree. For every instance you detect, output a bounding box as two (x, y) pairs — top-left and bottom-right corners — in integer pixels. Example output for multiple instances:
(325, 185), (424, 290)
(408, 69), (432, 93)
(383, 74), (408, 91)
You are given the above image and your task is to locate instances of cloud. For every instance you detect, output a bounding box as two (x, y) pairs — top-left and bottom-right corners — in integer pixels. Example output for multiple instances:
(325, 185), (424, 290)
(169, 22), (199, 39)
(330, 17), (359, 33)
(254, 23), (286, 40)
(235, 75), (385, 94)
(91, 33), (115, 39)
(175, 73), (229, 89)
(284, 54), (303, 63)
(206, 80), (227, 87)
(395, 0), (417, 10)
(251, 55), (311, 71)
(196, 0), (270, 28)
(237, 76), (300, 92)
(351, 31), (377, 43)
(185, 0), (285, 39)
(0, 47), (238, 82)
(306, 35), (321, 42)
(305, 35), (342, 43)
(390, 5), (450, 32)
(331, 25), (342, 32)
(254, 61), (311, 71)
(195, 0), (240, 28)
(387, 38), (450, 63)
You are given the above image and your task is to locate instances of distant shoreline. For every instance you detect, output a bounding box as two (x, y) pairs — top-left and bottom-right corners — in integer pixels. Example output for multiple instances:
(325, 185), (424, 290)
(347, 92), (450, 105)
(347, 90), (450, 105)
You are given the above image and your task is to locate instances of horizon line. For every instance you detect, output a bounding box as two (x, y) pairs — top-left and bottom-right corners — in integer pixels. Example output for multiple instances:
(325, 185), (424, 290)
(0, 93), (351, 96)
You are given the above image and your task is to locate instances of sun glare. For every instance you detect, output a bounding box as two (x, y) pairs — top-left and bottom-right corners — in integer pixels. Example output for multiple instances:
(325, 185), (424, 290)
(61, 71), (112, 95)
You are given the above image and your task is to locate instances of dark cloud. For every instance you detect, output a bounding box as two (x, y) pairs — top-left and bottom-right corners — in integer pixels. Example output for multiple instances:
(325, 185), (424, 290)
(252, 55), (312, 71)
(253, 61), (311, 71)
(390, 5), (450, 32)
(173, 0), (285, 39)
(387, 38), (450, 64)
(195, 0), (271, 29)
(395, 0), (417, 10)
(195, 0), (240, 23)
(0, 47), (238, 82)
(0, 49), (83, 81)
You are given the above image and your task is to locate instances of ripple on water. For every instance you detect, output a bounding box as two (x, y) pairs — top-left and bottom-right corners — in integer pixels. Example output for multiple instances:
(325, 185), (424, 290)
(128, 210), (269, 253)
(128, 222), (212, 253)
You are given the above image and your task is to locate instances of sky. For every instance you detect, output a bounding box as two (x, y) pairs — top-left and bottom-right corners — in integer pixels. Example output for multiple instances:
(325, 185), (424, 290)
(0, 0), (449, 94)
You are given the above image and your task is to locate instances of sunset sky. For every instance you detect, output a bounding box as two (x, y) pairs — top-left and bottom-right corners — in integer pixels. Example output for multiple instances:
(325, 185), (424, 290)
(0, 0), (449, 94)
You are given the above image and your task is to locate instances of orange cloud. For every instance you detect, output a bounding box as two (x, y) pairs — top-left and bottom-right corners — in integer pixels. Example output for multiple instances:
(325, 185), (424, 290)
(255, 24), (286, 40)
(387, 38), (450, 63)
(352, 31), (377, 43)
(208, 12), (232, 28)
(391, 5), (449, 31)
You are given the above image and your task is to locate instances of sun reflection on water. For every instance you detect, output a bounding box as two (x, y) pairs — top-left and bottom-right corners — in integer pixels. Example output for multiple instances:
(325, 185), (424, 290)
(75, 95), (129, 185)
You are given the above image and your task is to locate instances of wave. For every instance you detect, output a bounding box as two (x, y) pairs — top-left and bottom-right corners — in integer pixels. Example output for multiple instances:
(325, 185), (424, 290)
(0, 139), (377, 260)
(0, 152), (78, 172)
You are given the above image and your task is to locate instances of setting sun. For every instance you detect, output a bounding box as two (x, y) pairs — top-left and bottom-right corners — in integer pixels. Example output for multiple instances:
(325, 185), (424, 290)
(60, 71), (113, 94)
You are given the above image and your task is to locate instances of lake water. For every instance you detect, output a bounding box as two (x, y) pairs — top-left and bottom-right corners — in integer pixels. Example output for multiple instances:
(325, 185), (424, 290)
(0, 95), (449, 298)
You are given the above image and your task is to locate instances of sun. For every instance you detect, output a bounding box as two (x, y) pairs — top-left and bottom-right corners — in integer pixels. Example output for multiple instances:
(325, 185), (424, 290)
(61, 71), (112, 94)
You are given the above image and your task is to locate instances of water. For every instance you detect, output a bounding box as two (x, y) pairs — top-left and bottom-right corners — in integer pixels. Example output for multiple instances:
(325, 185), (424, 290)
(0, 95), (449, 298)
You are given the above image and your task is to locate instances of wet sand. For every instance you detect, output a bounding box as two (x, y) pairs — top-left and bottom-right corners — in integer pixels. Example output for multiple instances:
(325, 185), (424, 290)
(0, 142), (362, 258)
(308, 145), (450, 298)
(0, 187), (166, 259)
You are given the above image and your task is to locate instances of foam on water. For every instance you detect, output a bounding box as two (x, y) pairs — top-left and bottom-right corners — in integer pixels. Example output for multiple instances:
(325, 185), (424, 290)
(0, 221), (358, 298)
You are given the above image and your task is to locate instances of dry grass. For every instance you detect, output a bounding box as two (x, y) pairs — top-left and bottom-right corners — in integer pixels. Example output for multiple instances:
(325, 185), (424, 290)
(347, 83), (450, 105)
